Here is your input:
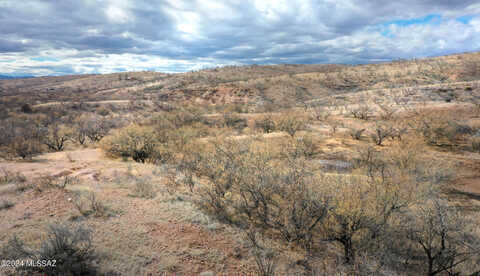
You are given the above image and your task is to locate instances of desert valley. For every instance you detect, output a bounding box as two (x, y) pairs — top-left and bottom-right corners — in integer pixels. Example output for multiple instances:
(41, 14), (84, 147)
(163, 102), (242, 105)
(1, 52), (480, 275)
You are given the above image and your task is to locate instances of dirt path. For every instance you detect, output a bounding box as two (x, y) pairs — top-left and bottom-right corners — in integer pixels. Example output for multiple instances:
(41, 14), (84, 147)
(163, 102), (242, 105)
(0, 148), (255, 275)
(32, 100), (137, 108)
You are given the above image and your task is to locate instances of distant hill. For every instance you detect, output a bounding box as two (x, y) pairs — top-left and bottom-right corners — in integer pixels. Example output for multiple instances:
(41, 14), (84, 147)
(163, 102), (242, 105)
(0, 75), (34, 79)
(1, 51), (479, 106)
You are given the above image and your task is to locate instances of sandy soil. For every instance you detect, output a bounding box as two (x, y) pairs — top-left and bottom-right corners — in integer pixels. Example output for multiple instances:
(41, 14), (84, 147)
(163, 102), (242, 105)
(0, 149), (257, 275)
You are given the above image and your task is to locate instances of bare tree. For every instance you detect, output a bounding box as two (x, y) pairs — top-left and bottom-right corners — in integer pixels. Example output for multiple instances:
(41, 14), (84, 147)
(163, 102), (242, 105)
(84, 116), (112, 142)
(321, 152), (418, 264)
(100, 124), (157, 163)
(377, 103), (397, 120)
(370, 124), (394, 146)
(349, 104), (372, 120)
(0, 118), (44, 159)
(277, 112), (307, 137)
(400, 199), (480, 276)
(42, 123), (69, 151)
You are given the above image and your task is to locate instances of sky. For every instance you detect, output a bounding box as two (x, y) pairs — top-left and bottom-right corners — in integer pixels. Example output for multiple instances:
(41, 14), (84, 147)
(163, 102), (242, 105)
(0, 0), (479, 76)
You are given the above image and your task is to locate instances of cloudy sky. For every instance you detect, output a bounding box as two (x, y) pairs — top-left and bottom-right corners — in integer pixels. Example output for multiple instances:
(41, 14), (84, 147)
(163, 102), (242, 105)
(0, 0), (479, 76)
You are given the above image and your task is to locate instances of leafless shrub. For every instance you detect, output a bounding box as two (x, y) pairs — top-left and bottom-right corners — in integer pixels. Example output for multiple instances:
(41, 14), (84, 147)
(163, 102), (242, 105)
(156, 108), (205, 129)
(0, 118), (44, 159)
(324, 145), (435, 265)
(131, 177), (156, 199)
(389, 125), (408, 141)
(417, 114), (472, 146)
(42, 123), (69, 151)
(0, 168), (28, 192)
(222, 113), (248, 131)
(73, 191), (109, 217)
(2, 223), (98, 275)
(0, 198), (14, 210)
(326, 118), (342, 134)
(34, 175), (57, 192)
(330, 164), (421, 264)
(68, 119), (89, 145)
(397, 199), (480, 276)
(167, 126), (199, 154)
(349, 104), (372, 120)
(277, 112), (308, 137)
(245, 229), (278, 276)
(370, 124), (394, 146)
(471, 98), (480, 117)
(12, 137), (44, 159)
(348, 127), (365, 140)
(254, 115), (276, 133)
(353, 145), (381, 169)
(459, 60), (480, 80)
(101, 124), (158, 163)
(58, 175), (79, 188)
(281, 134), (320, 159)
(174, 141), (204, 192)
(384, 140), (424, 173)
(187, 138), (330, 250)
(95, 105), (111, 116)
(377, 103), (397, 120)
(311, 106), (332, 121)
(30, 175), (78, 192)
(151, 112), (204, 152)
(470, 137), (480, 152)
(84, 115), (113, 142)
(158, 255), (180, 273)
(0, 168), (26, 185)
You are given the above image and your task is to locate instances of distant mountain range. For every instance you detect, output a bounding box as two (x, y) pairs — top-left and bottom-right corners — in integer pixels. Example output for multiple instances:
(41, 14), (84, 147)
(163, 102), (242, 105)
(0, 75), (35, 79)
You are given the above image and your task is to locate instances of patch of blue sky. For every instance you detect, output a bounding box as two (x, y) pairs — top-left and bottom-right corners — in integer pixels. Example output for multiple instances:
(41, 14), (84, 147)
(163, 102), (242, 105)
(382, 14), (442, 27)
(378, 14), (444, 38)
(456, 15), (476, 24)
(30, 56), (59, 62)
(380, 29), (395, 38)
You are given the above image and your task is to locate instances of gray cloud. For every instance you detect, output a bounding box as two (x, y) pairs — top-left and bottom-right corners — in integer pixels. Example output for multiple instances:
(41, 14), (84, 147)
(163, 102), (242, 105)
(0, 0), (479, 76)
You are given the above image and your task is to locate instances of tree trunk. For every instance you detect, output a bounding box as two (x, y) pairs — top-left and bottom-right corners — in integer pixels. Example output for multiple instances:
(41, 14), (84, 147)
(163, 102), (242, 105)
(340, 236), (355, 264)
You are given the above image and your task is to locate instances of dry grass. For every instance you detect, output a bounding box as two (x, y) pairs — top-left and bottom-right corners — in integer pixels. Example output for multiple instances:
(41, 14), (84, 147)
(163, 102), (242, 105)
(73, 190), (110, 218)
(0, 198), (14, 210)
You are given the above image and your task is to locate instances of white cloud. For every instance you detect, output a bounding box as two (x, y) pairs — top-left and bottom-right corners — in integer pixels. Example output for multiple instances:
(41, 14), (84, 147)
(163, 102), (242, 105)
(105, 0), (132, 24)
(0, 0), (479, 75)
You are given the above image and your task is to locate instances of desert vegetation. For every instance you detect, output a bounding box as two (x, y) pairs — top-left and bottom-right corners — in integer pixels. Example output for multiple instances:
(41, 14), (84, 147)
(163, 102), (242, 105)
(1, 52), (480, 275)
